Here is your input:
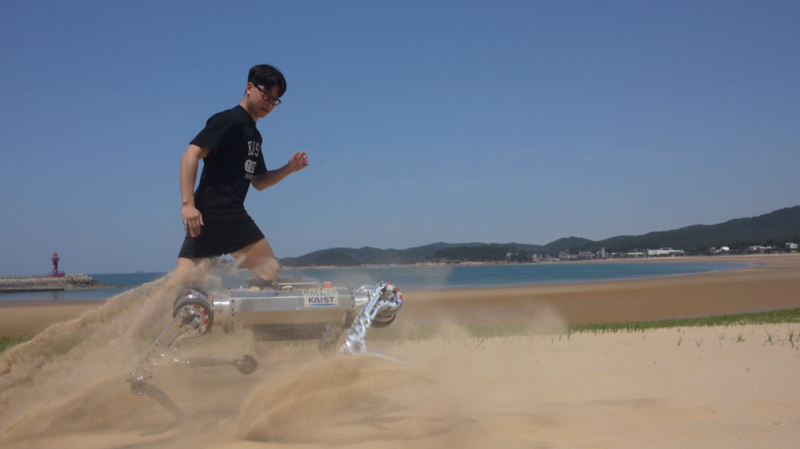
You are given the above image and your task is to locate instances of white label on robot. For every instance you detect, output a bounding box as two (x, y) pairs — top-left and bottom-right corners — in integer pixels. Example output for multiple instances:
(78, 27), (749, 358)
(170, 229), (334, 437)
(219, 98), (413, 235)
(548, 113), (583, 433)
(303, 289), (339, 307)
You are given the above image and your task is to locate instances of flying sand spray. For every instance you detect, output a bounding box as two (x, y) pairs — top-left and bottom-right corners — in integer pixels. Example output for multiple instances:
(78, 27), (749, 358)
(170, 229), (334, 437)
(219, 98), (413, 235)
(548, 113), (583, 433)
(126, 277), (406, 419)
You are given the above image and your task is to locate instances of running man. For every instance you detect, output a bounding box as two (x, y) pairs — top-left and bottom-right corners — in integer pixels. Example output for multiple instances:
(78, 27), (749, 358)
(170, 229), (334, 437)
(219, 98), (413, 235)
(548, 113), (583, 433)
(117, 64), (307, 346)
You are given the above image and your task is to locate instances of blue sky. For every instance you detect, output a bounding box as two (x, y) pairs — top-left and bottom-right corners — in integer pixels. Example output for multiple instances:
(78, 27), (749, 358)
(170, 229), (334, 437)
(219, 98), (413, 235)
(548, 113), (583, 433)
(1, 1), (798, 275)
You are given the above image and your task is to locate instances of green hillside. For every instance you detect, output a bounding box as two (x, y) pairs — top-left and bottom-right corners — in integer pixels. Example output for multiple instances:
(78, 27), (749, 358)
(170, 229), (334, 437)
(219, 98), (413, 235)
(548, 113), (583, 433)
(540, 237), (594, 253)
(427, 244), (531, 263)
(278, 205), (800, 266)
(279, 242), (485, 267)
(558, 205), (800, 254)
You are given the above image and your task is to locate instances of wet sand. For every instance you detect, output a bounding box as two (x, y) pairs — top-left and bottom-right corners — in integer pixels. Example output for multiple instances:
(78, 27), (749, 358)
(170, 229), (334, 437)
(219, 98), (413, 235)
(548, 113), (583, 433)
(403, 254), (800, 326)
(0, 302), (104, 337)
(1, 254), (799, 448)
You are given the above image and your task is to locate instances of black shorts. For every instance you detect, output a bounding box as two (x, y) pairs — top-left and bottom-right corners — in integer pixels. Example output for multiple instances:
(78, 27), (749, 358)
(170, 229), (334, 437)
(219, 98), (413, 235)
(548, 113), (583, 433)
(178, 217), (265, 259)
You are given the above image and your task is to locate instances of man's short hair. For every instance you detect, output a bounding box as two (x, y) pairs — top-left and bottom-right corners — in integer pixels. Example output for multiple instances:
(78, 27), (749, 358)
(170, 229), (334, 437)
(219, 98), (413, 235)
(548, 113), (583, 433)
(249, 64), (287, 97)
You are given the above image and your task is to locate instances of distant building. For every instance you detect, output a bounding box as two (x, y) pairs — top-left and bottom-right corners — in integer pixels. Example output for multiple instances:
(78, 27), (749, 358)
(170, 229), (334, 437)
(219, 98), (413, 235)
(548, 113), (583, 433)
(578, 251), (593, 260)
(599, 248), (606, 259)
(626, 252), (644, 258)
(647, 248), (685, 257)
(787, 243), (798, 251)
(558, 250), (569, 260)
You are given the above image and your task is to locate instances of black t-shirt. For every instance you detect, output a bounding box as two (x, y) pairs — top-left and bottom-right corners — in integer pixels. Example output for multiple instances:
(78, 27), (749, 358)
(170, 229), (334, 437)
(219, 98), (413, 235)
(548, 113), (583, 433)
(190, 105), (267, 219)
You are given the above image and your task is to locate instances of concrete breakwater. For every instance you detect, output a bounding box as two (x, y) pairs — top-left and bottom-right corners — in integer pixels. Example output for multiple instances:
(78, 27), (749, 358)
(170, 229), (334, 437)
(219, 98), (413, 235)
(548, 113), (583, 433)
(0, 274), (124, 294)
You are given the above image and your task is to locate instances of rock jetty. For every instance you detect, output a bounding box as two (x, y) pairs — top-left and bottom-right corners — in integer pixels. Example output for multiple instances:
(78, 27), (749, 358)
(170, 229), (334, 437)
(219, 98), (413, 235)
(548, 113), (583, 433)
(0, 274), (123, 294)
(61, 274), (124, 291)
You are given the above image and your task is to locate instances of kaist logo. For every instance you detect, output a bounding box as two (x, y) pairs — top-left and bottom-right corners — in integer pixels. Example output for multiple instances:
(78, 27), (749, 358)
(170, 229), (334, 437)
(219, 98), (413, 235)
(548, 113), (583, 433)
(303, 289), (339, 307)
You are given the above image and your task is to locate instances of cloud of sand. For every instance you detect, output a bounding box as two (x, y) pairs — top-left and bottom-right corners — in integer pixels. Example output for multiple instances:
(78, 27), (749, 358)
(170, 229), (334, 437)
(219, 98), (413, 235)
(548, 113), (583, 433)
(523, 301), (568, 336)
(1, 262), (212, 374)
(237, 324), (478, 445)
(0, 261), (225, 439)
(0, 265), (568, 447)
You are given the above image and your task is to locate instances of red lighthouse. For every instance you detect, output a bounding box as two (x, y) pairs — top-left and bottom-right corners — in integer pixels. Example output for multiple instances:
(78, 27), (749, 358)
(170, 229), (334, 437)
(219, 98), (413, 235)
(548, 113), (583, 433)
(50, 252), (65, 277)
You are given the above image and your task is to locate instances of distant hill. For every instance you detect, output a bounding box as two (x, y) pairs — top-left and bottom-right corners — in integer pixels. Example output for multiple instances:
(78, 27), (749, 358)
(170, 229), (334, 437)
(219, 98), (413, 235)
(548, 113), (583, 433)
(559, 205), (800, 254)
(279, 205), (800, 266)
(427, 244), (533, 263)
(279, 242), (486, 267)
(540, 237), (594, 253)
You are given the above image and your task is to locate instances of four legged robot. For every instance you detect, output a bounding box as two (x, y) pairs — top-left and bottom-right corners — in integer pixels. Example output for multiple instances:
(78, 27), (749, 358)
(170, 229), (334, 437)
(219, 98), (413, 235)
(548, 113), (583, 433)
(125, 279), (405, 419)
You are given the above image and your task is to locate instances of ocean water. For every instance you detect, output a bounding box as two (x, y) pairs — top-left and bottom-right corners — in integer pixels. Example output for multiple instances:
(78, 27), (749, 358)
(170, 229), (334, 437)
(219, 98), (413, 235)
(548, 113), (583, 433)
(0, 262), (754, 303)
(286, 262), (755, 291)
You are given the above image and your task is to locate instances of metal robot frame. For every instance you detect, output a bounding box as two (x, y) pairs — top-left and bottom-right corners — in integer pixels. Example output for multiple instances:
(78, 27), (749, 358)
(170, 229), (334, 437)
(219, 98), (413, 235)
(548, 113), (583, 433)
(125, 279), (405, 419)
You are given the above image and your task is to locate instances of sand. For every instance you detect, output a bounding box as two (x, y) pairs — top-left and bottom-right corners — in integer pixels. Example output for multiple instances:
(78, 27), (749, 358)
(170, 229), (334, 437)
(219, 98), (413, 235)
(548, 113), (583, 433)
(0, 254), (799, 448)
(0, 302), (104, 337)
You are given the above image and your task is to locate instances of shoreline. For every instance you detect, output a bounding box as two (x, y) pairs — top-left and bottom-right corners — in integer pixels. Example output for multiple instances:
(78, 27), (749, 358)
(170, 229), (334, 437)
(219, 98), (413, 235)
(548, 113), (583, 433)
(0, 254), (798, 337)
(281, 253), (773, 270)
(0, 256), (760, 305)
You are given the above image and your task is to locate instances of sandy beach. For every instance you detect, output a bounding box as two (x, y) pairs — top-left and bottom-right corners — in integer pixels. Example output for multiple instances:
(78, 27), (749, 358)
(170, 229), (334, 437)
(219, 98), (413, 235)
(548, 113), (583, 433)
(1, 253), (799, 448)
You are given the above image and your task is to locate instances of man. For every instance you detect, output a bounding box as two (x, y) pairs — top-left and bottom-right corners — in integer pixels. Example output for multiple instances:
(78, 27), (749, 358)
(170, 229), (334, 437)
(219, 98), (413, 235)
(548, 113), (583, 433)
(117, 64), (307, 346)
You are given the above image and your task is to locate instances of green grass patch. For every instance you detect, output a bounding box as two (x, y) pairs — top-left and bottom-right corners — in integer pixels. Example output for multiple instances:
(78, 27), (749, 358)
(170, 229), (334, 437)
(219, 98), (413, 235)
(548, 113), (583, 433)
(570, 308), (800, 334)
(0, 335), (32, 354)
(1, 333), (86, 359)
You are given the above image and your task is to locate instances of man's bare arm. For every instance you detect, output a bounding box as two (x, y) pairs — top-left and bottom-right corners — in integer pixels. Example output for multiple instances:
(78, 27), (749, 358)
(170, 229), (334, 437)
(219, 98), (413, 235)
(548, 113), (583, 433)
(180, 144), (210, 237)
(251, 151), (308, 191)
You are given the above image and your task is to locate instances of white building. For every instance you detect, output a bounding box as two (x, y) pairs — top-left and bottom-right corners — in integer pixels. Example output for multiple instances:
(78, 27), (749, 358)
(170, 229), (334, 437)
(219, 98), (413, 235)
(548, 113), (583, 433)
(647, 248), (685, 257)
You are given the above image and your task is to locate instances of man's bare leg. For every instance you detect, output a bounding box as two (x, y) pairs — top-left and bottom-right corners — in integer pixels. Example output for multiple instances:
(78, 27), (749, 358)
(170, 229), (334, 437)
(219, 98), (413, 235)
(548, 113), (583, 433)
(112, 257), (206, 348)
(231, 238), (279, 283)
(232, 238), (299, 362)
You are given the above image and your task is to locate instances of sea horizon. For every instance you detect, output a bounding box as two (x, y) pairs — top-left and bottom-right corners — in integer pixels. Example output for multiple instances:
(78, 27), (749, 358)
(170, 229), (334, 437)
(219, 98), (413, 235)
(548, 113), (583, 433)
(0, 261), (756, 303)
